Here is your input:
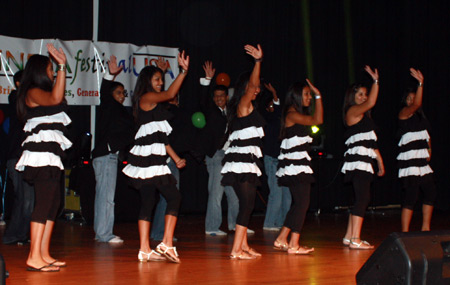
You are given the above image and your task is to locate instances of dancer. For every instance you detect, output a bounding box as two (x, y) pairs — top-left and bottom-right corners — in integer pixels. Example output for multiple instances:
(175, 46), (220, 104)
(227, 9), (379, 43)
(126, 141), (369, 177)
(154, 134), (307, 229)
(122, 51), (189, 263)
(222, 44), (264, 260)
(16, 44), (72, 272)
(92, 55), (134, 243)
(341, 66), (385, 249)
(397, 68), (435, 232)
(274, 80), (323, 254)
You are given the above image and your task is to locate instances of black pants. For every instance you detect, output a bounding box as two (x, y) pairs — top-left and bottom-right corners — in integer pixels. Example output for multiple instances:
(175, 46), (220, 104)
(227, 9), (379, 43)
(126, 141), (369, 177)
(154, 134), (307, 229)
(283, 182), (310, 233)
(139, 184), (181, 222)
(31, 178), (61, 224)
(402, 175), (436, 210)
(233, 182), (256, 227)
(351, 175), (371, 217)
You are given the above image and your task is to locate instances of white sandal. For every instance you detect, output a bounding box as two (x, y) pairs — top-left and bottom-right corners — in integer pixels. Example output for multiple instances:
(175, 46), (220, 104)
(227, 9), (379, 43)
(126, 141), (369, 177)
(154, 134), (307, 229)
(156, 242), (180, 263)
(349, 238), (374, 250)
(342, 238), (351, 246)
(138, 250), (165, 262)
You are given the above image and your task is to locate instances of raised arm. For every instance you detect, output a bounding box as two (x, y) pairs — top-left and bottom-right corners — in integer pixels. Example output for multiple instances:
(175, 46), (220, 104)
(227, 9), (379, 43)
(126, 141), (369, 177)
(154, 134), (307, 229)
(398, 68), (424, 120)
(140, 51), (189, 106)
(346, 65), (379, 124)
(27, 43), (67, 107)
(239, 44), (263, 110)
(108, 55), (123, 79)
(286, 79), (324, 126)
(156, 56), (169, 74)
(199, 61), (216, 111)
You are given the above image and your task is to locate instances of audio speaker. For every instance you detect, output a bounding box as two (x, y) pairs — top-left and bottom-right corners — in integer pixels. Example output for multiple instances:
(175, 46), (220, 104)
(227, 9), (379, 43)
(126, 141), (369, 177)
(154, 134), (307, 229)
(356, 231), (450, 285)
(0, 254), (8, 285)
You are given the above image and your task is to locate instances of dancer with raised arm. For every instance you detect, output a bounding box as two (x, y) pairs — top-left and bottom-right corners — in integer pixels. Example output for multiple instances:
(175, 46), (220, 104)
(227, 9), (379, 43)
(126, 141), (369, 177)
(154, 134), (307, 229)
(274, 79), (323, 254)
(341, 66), (385, 250)
(123, 52), (189, 263)
(397, 68), (435, 232)
(221, 44), (264, 260)
(16, 44), (72, 272)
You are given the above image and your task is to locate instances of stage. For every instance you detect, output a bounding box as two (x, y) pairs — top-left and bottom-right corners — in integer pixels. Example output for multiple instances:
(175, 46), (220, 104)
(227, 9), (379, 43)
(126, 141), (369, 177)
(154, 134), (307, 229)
(0, 209), (448, 284)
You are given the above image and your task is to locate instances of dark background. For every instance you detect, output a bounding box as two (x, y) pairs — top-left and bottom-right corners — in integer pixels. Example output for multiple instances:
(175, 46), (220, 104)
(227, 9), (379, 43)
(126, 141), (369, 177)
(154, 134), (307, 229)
(1, 0), (449, 218)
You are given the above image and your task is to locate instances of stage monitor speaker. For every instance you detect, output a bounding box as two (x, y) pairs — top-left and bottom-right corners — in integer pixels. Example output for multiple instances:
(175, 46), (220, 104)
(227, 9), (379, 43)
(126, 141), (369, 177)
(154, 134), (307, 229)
(356, 231), (450, 285)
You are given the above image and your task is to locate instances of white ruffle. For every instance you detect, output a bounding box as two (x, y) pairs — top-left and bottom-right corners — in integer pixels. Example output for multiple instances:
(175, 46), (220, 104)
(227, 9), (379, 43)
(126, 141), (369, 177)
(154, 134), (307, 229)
(15, 150), (64, 171)
(341, 161), (374, 174)
(397, 149), (430, 160)
(228, 126), (264, 141)
(276, 165), (313, 177)
(224, 146), (262, 158)
(398, 130), (430, 146)
(221, 162), (262, 176)
(24, 112), (72, 132)
(280, 136), (313, 150)
(345, 131), (377, 146)
(122, 164), (171, 179)
(22, 130), (72, 150)
(344, 146), (377, 159)
(129, 143), (166, 157)
(135, 120), (172, 139)
(278, 151), (311, 161)
(398, 165), (433, 178)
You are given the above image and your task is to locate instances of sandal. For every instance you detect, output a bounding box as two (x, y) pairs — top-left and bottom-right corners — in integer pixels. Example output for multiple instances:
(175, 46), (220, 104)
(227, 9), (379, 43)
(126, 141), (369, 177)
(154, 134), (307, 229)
(49, 260), (66, 267)
(27, 264), (60, 272)
(229, 252), (256, 260)
(156, 242), (180, 263)
(287, 246), (314, 255)
(349, 238), (374, 250)
(138, 250), (166, 262)
(273, 240), (289, 251)
(342, 238), (351, 246)
(244, 247), (262, 257)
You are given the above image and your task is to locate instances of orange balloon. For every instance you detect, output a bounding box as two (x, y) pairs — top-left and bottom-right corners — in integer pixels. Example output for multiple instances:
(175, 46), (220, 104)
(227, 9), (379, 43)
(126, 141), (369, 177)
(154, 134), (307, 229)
(216, 73), (230, 87)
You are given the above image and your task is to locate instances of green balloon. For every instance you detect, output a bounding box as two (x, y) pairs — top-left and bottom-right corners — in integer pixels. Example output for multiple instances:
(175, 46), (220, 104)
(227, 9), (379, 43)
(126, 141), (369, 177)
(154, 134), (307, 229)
(192, 112), (206, 128)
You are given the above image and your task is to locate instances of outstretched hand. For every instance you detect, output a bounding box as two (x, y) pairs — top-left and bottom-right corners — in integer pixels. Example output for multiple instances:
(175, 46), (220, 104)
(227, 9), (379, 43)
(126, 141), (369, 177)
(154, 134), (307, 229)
(306, 79), (320, 95)
(47, 43), (66, 65)
(364, 65), (379, 81)
(202, 61), (215, 78)
(264, 83), (277, 96)
(178, 50), (189, 71)
(410, 68), (424, 84)
(244, 44), (263, 60)
(108, 55), (123, 75)
(156, 56), (169, 73)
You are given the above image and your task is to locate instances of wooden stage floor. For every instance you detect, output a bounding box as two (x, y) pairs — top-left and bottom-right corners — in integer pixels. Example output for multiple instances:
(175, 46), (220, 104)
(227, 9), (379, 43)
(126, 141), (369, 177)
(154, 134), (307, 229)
(0, 209), (448, 284)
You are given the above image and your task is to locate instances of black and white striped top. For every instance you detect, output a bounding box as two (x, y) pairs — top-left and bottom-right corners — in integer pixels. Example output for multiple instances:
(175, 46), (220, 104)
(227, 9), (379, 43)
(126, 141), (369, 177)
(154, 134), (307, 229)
(16, 105), (72, 181)
(276, 124), (314, 186)
(221, 109), (265, 186)
(397, 113), (433, 178)
(123, 104), (176, 189)
(341, 115), (378, 181)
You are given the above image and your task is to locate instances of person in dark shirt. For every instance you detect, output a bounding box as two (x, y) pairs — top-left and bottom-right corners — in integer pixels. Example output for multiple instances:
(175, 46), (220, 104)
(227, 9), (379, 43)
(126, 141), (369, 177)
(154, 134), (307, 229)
(92, 55), (134, 243)
(2, 70), (35, 245)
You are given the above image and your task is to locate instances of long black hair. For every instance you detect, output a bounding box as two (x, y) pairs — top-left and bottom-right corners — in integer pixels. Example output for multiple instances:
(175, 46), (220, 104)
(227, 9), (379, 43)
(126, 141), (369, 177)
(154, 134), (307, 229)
(17, 54), (53, 121)
(131, 65), (163, 120)
(342, 83), (371, 125)
(401, 87), (426, 119)
(226, 71), (251, 124)
(280, 82), (310, 138)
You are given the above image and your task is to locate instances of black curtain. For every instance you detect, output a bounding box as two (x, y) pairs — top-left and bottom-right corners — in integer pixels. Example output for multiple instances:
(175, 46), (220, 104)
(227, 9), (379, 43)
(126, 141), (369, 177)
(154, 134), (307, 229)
(1, 0), (450, 211)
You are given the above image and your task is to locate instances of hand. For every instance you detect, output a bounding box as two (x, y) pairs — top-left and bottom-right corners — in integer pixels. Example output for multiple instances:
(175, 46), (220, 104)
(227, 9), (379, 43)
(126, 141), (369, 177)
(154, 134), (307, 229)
(263, 83), (277, 96)
(178, 50), (189, 72)
(306, 79), (320, 95)
(156, 56), (169, 73)
(107, 55), (123, 75)
(364, 65), (379, 81)
(244, 44), (263, 60)
(176, 158), (186, 169)
(410, 68), (424, 85)
(47, 43), (66, 65)
(203, 61), (216, 79)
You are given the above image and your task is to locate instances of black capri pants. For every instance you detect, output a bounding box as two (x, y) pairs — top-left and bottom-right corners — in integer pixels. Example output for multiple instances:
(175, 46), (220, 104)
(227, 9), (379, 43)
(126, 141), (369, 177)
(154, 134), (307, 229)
(283, 182), (311, 233)
(402, 174), (436, 210)
(31, 179), (61, 224)
(233, 181), (256, 227)
(139, 183), (181, 222)
(351, 174), (372, 217)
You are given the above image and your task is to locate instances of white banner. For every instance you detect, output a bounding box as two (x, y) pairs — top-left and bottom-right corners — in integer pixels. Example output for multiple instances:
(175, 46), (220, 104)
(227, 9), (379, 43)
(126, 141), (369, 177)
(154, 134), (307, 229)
(0, 35), (180, 106)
